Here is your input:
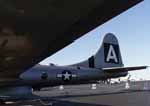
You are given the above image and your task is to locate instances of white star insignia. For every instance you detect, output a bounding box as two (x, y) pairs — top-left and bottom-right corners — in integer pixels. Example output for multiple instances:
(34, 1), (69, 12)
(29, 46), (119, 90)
(57, 71), (77, 81)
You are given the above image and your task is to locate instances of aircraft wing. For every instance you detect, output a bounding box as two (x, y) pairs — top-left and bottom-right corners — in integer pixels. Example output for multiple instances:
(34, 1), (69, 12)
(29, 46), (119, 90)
(0, 0), (143, 80)
(102, 66), (148, 73)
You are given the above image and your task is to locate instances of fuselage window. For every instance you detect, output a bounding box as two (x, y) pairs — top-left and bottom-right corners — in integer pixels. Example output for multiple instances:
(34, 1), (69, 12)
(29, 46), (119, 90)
(41, 72), (48, 80)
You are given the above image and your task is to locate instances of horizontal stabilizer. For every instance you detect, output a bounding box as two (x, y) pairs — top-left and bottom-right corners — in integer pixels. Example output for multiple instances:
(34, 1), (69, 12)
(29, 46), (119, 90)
(102, 66), (148, 73)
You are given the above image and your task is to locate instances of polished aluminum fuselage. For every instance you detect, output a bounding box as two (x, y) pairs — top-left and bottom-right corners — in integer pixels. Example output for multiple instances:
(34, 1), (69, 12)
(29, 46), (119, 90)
(20, 65), (127, 88)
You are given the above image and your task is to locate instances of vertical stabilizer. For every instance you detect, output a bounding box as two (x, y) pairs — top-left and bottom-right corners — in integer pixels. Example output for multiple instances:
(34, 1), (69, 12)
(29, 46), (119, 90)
(94, 33), (123, 68)
(70, 33), (124, 69)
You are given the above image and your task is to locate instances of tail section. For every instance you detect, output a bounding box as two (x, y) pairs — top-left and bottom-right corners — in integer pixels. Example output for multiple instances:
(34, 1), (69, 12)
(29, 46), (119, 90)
(70, 33), (147, 77)
(71, 33), (124, 68)
(94, 33), (123, 68)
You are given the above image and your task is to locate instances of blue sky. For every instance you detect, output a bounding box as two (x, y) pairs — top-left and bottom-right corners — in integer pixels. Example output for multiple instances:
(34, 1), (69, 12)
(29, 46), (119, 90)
(41, 0), (150, 80)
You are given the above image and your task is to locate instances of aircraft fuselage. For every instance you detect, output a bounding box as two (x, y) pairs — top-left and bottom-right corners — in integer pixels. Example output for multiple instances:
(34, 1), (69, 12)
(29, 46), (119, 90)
(20, 65), (127, 88)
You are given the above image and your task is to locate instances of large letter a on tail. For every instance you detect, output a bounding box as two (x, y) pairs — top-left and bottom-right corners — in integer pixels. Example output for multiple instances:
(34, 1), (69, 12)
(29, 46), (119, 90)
(104, 43), (119, 64)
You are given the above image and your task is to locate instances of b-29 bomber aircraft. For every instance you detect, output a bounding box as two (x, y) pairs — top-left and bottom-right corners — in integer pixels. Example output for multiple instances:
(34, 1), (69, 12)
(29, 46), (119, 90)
(21, 33), (147, 90)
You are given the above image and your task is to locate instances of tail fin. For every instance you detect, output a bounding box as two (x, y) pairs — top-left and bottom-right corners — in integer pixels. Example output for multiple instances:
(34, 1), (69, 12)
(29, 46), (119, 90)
(70, 33), (124, 68)
(93, 33), (124, 68)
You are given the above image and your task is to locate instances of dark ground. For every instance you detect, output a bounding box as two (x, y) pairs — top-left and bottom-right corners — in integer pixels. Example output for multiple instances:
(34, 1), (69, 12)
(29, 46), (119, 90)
(2, 81), (150, 106)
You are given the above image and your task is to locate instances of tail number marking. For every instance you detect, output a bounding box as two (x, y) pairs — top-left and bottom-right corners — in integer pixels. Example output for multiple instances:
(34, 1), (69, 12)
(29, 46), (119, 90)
(104, 43), (119, 64)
